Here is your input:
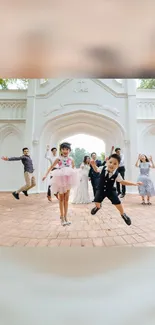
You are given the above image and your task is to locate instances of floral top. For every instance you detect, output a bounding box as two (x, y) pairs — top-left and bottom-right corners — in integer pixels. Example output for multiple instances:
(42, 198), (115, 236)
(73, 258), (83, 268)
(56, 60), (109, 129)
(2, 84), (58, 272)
(58, 156), (73, 168)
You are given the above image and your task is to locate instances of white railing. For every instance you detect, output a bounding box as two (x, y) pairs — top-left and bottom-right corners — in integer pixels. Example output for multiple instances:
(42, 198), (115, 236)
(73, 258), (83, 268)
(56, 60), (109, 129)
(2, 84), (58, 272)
(0, 101), (26, 120)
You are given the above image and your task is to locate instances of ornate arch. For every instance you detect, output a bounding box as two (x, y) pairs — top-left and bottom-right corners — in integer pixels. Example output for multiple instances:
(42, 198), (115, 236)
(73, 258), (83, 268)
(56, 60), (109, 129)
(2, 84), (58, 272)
(0, 124), (23, 144)
(140, 123), (155, 138)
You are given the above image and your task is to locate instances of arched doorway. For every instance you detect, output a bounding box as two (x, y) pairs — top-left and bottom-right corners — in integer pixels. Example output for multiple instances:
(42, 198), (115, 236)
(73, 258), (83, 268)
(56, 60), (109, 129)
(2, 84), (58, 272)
(37, 110), (125, 192)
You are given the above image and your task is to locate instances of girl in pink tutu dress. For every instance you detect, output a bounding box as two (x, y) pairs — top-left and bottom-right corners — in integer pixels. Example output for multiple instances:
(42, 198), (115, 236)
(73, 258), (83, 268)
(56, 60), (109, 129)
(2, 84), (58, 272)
(42, 142), (79, 226)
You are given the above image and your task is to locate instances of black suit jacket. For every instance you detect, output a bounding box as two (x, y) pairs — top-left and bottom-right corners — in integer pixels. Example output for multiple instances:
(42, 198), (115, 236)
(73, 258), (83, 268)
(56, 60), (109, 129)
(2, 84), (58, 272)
(89, 160), (106, 179)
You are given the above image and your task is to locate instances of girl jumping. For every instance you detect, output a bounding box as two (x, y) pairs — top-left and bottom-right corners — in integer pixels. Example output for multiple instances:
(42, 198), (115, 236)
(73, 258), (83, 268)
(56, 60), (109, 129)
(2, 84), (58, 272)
(42, 142), (78, 226)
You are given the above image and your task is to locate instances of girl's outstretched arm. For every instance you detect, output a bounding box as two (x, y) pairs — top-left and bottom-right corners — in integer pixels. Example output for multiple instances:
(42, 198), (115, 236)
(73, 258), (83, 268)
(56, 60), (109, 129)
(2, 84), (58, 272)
(42, 158), (59, 180)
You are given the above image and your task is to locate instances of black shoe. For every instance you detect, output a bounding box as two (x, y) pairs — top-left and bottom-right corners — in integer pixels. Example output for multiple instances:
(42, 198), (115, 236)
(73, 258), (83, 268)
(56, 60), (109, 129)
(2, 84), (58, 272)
(12, 192), (19, 200)
(120, 194), (125, 198)
(22, 190), (28, 196)
(121, 213), (131, 226)
(91, 207), (100, 215)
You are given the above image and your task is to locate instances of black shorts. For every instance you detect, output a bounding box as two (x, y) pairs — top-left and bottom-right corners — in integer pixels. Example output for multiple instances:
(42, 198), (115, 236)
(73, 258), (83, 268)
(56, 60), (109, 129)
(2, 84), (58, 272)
(94, 189), (121, 205)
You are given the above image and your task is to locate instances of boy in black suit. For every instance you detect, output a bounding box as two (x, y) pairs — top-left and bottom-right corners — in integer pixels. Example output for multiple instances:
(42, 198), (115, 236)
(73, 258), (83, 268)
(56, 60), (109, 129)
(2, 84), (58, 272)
(90, 154), (142, 226)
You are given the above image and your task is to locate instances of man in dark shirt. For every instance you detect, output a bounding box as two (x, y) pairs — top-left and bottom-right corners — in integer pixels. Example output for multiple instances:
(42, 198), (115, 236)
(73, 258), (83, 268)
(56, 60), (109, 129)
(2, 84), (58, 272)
(1, 147), (36, 200)
(88, 152), (105, 201)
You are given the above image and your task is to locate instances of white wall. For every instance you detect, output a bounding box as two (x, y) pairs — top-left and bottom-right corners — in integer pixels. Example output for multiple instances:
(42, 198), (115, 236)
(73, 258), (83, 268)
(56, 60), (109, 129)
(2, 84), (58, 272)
(0, 79), (155, 194)
(0, 130), (24, 191)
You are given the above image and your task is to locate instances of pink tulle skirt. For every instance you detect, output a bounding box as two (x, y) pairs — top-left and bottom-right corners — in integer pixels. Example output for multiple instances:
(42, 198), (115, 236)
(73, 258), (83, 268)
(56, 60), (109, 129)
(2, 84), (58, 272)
(49, 167), (79, 194)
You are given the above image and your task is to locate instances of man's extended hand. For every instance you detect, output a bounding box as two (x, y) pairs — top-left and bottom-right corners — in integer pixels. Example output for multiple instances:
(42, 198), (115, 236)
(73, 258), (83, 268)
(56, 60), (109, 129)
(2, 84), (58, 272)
(1, 156), (8, 161)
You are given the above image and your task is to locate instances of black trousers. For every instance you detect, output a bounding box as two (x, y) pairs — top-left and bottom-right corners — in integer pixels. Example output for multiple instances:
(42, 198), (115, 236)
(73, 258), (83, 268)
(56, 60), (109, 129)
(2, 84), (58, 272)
(116, 166), (126, 195)
(47, 168), (58, 197)
(95, 189), (121, 205)
(47, 176), (52, 197)
(91, 177), (100, 197)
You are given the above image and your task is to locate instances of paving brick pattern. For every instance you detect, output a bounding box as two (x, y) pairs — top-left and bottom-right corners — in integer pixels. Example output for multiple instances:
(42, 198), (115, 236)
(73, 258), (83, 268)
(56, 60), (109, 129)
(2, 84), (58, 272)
(0, 192), (155, 247)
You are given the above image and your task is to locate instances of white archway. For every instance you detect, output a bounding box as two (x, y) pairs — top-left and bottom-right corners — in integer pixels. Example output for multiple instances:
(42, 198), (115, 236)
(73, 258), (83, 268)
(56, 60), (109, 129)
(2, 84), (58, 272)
(37, 110), (126, 192)
(40, 110), (125, 146)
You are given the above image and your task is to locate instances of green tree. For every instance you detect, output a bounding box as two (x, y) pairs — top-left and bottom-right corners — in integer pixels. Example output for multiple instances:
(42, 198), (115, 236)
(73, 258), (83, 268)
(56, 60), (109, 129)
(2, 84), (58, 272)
(98, 152), (105, 161)
(70, 148), (90, 167)
(0, 78), (48, 90)
(138, 79), (155, 89)
(0, 79), (29, 89)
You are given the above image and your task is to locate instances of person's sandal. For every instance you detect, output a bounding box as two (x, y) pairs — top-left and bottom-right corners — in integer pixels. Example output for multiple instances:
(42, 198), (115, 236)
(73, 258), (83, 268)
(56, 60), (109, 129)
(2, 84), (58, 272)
(141, 201), (146, 205)
(147, 202), (152, 205)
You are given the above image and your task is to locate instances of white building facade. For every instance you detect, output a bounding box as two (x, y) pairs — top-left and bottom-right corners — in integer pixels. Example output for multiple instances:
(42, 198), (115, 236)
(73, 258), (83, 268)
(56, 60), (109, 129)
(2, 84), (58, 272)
(0, 79), (155, 193)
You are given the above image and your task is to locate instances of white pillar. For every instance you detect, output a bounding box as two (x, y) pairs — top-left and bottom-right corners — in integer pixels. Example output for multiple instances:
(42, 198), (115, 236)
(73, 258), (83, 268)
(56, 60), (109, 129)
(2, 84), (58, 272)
(24, 80), (40, 193)
(24, 80), (37, 153)
(124, 79), (138, 193)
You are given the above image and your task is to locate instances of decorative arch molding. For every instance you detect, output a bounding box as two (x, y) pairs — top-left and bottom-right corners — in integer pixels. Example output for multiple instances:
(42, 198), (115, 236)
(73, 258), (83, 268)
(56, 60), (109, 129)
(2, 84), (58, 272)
(43, 103), (120, 118)
(140, 123), (155, 138)
(0, 124), (23, 143)
(37, 110), (127, 151)
(39, 110), (126, 140)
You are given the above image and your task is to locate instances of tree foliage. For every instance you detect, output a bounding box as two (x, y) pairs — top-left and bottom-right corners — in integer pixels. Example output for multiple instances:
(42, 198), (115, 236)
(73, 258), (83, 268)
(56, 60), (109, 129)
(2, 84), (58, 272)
(70, 148), (105, 167)
(138, 79), (155, 89)
(0, 79), (29, 89)
(0, 78), (48, 90)
(70, 148), (90, 168)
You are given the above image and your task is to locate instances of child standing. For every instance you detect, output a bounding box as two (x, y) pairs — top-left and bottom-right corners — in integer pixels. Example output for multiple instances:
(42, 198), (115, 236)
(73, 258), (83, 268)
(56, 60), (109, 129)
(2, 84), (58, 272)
(90, 154), (143, 226)
(42, 142), (78, 226)
(135, 154), (155, 205)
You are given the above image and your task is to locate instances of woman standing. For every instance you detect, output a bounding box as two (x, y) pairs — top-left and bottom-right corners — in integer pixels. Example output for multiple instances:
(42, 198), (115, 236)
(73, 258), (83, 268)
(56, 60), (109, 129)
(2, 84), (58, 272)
(135, 154), (155, 205)
(71, 156), (92, 204)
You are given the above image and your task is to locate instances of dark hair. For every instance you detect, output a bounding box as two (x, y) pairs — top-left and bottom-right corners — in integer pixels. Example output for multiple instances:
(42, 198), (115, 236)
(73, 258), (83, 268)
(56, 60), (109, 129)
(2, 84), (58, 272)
(108, 153), (121, 164)
(115, 147), (121, 152)
(140, 154), (149, 163)
(60, 142), (71, 151)
(22, 147), (29, 152)
(83, 155), (90, 164)
(91, 152), (96, 157)
(51, 147), (57, 152)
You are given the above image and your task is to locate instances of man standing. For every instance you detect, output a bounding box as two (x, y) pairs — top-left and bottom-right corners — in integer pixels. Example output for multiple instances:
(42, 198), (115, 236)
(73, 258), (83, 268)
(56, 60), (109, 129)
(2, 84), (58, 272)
(45, 145), (59, 201)
(1, 147), (36, 200)
(110, 146), (126, 198)
(88, 152), (102, 201)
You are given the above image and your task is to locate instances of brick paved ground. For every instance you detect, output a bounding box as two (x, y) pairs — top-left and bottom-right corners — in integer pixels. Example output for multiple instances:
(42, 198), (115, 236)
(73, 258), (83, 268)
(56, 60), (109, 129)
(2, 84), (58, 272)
(0, 192), (155, 247)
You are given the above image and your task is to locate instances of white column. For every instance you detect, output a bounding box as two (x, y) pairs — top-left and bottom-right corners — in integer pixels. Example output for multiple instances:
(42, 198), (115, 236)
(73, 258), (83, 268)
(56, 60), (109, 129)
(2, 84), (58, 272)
(24, 80), (37, 153)
(24, 80), (40, 193)
(124, 79), (138, 193)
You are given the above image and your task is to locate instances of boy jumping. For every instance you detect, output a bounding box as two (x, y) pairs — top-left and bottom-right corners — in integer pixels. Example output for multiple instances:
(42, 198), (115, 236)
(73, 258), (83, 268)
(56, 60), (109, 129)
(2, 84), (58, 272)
(90, 154), (143, 226)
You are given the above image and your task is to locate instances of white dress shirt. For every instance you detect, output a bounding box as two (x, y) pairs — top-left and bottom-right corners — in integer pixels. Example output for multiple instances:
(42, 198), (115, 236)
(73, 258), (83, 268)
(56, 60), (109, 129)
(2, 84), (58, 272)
(119, 153), (125, 167)
(45, 151), (59, 169)
(97, 166), (123, 182)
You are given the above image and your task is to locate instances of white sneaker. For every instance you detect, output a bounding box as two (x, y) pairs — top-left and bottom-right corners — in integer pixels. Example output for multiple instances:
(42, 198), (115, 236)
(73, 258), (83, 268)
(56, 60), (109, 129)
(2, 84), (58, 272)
(61, 220), (66, 226)
(65, 220), (72, 225)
